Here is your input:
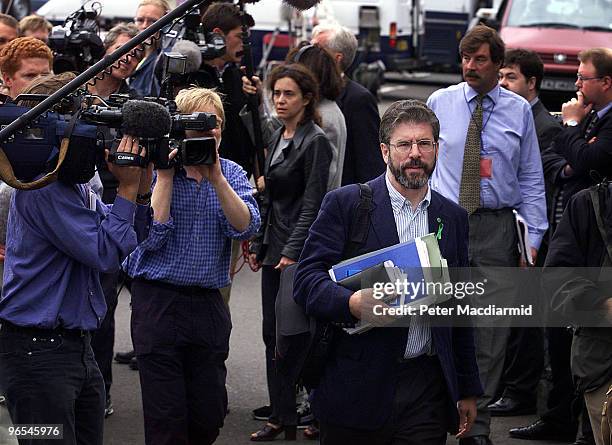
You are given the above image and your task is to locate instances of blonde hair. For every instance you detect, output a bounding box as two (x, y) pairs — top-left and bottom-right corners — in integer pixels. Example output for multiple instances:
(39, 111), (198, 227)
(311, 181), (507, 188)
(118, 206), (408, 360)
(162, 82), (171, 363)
(175, 87), (225, 129)
(18, 15), (52, 35)
(136, 0), (171, 14)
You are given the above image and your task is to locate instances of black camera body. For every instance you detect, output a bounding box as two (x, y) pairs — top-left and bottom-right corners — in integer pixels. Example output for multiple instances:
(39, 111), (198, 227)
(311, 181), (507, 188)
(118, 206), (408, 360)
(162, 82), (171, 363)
(49, 7), (104, 74)
(80, 96), (219, 168)
(182, 10), (226, 61)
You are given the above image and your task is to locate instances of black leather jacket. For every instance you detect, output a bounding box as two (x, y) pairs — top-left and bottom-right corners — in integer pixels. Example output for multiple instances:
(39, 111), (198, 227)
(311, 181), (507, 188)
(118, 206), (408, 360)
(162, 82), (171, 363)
(252, 121), (332, 264)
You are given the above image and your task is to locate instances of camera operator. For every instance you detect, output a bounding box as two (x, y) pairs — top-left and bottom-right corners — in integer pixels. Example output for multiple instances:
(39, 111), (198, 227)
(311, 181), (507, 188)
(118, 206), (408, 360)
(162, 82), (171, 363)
(193, 2), (256, 179)
(0, 133), (153, 444)
(130, 0), (171, 97)
(0, 36), (51, 99)
(83, 22), (146, 418)
(124, 87), (260, 445)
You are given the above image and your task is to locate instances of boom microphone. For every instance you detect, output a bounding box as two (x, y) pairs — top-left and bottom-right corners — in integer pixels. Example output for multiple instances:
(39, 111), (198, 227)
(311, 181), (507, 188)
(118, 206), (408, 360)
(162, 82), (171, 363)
(171, 39), (203, 74)
(242, 0), (321, 11)
(121, 100), (172, 138)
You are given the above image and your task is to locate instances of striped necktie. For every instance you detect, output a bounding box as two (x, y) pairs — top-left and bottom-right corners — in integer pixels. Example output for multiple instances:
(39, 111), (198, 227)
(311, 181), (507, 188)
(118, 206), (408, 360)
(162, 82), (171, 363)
(584, 111), (599, 139)
(459, 94), (484, 214)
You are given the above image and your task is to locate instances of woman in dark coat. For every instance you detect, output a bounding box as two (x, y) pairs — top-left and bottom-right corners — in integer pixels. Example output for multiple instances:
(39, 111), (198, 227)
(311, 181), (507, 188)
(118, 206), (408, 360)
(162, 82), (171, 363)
(249, 63), (333, 441)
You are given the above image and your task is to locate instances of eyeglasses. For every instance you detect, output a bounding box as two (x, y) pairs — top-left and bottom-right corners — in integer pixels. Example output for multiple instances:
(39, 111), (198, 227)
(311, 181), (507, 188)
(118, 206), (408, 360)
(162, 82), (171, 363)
(576, 73), (603, 82)
(388, 139), (437, 153)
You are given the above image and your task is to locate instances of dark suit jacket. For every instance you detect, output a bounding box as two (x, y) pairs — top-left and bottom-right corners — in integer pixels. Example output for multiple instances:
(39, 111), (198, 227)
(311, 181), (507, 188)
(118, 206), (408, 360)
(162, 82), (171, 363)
(532, 99), (562, 255)
(253, 121), (332, 264)
(542, 107), (612, 222)
(532, 100), (562, 153)
(294, 174), (483, 431)
(336, 79), (385, 185)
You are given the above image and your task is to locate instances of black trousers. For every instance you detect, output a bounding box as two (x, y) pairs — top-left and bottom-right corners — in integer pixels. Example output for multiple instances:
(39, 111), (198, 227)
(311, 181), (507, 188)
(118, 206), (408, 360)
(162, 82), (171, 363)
(261, 266), (299, 425)
(501, 326), (544, 403)
(131, 279), (232, 445)
(541, 327), (577, 429)
(319, 355), (450, 445)
(0, 324), (104, 445)
(91, 272), (119, 398)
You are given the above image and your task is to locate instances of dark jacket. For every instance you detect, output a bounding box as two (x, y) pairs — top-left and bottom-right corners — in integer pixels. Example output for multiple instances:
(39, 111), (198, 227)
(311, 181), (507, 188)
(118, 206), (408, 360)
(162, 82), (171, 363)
(293, 174), (483, 431)
(542, 107), (612, 227)
(544, 186), (612, 393)
(183, 63), (256, 177)
(253, 121), (332, 264)
(336, 78), (385, 185)
(532, 99), (562, 153)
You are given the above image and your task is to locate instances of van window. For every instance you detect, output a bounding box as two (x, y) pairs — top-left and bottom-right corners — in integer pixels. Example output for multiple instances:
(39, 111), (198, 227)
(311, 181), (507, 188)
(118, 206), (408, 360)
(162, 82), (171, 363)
(506, 0), (612, 30)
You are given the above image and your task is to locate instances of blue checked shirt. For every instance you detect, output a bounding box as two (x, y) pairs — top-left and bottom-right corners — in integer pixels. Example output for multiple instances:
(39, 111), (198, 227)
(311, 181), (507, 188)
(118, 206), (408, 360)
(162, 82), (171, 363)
(385, 174), (432, 359)
(125, 159), (260, 288)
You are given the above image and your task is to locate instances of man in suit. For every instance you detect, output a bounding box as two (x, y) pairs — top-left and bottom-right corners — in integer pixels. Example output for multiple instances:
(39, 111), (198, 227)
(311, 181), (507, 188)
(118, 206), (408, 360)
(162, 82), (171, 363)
(513, 46), (612, 445)
(311, 23), (386, 185)
(489, 48), (562, 417)
(294, 99), (482, 445)
(427, 25), (548, 445)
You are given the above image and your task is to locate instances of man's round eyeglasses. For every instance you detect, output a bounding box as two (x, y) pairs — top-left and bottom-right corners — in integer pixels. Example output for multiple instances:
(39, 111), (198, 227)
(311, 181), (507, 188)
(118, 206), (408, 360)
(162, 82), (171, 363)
(576, 73), (603, 82)
(388, 140), (437, 153)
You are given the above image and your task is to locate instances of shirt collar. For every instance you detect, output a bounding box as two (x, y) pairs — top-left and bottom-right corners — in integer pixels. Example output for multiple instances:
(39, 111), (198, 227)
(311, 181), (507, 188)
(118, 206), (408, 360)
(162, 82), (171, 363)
(529, 96), (540, 107)
(464, 82), (500, 105)
(597, 101), (612, 120)
(385, 172), (431, 213)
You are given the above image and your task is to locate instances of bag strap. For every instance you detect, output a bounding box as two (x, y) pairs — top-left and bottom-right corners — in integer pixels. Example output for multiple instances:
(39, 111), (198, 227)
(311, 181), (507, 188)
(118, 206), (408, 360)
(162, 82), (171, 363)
(589, 185), (612, 266)
(344, 183), (373, 259)
(0, 137), (70, 190)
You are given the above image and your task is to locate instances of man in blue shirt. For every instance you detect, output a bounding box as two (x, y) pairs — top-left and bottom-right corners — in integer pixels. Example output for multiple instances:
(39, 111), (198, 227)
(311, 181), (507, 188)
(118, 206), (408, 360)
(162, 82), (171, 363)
(125, 87), (260, 445)
(427, 25), (547, 445)
(0, 134), (153, 445)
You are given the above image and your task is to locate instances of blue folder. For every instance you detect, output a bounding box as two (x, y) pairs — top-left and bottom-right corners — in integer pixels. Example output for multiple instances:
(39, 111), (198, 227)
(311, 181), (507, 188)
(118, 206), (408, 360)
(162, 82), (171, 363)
(329, 237), (431, 305)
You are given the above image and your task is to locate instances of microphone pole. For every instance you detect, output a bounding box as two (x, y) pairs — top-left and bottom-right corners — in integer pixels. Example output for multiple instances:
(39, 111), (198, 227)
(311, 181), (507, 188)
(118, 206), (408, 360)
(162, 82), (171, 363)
(0, 0), (213, 142)
(239, 0), (266, 181)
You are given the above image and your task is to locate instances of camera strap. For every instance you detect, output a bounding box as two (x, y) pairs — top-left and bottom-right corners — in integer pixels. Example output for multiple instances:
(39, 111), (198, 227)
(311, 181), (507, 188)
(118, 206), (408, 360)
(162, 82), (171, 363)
(0, 137), (71, 191)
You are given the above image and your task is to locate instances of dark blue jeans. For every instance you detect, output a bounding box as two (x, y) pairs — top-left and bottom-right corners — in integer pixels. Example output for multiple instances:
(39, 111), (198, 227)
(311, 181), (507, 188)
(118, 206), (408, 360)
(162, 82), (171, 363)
(0, 324), (105, 445)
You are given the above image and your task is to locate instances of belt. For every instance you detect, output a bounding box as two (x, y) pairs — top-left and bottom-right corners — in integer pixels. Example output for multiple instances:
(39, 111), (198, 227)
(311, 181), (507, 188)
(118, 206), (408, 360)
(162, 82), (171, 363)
(135, 278), (218, 297)
(0, 320), (89, 338)
(472, 207), (513, 215)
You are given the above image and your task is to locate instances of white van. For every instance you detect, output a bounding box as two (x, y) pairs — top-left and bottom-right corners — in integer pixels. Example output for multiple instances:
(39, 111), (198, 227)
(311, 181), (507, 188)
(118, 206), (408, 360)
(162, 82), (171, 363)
(245, 0), (419, 71)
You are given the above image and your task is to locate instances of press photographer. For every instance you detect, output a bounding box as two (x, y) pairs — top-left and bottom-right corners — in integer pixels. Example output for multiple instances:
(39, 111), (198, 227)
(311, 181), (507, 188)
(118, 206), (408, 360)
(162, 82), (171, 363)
(0, 129), (154, 444)
(123, 87), (260, 445)
(183, 2), (257, 178)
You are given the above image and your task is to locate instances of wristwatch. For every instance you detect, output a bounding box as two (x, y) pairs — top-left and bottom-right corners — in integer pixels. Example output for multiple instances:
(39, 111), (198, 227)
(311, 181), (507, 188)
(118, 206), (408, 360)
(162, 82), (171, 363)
(564, 119), (579, 127)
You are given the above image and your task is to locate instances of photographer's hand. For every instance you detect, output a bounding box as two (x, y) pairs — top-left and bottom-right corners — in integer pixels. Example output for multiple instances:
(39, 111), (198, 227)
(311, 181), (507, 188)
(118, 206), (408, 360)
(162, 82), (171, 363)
(108, 135), (146, 203)
(204, 148), (251, 233)
(242, 74), (262, 98)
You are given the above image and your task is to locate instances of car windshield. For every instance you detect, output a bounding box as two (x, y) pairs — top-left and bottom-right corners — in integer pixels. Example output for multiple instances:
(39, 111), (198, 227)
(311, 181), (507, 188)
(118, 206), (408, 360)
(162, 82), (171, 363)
(506, 0), (612, 31)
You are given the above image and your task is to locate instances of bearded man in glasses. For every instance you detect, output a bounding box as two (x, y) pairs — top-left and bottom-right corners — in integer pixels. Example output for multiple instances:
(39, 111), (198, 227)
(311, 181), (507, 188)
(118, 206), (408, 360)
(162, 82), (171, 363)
(294, 99), (482, 445)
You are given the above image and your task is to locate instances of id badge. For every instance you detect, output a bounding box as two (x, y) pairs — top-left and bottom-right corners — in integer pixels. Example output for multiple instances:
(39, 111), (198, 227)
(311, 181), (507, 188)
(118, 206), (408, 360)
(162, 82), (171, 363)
(480, 158), (492, 178)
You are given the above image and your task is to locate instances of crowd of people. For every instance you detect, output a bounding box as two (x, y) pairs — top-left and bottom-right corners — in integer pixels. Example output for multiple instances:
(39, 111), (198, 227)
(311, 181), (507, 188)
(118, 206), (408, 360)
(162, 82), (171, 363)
(0, 1), (609, 445)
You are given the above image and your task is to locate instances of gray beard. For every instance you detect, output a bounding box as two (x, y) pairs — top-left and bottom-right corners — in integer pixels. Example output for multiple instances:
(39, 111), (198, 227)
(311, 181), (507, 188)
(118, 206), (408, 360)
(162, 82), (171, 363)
(389, 161), (430, 190)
